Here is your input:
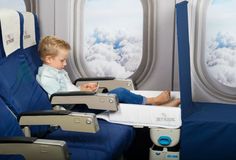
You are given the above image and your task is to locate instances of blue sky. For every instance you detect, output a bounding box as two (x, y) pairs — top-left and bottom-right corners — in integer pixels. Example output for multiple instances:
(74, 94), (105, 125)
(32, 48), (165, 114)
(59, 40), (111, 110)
(212, 0), (231, 5)
(0, 0), (26, 11)
(84, 0), (143, 36)
(207, 0), (236, 38)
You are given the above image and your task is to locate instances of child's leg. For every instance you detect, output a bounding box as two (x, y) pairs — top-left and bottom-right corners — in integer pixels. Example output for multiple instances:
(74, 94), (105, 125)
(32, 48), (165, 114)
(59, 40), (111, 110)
(146, 91), (171, 105)
(162, 98), (181, 107)
(109, 87), (145, 104)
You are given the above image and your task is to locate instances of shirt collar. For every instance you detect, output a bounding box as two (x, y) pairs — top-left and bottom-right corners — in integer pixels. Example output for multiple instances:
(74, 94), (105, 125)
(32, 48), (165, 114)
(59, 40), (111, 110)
(42, 64), (64, 73)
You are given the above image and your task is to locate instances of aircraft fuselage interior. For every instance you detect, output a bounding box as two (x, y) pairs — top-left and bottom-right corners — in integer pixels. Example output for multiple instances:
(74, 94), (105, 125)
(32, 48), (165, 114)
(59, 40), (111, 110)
(0, 0), (236, 160)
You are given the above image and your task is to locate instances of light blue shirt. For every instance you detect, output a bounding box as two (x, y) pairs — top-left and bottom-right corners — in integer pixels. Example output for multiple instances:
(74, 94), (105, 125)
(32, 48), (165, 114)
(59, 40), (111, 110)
(36, 64), (80, 97)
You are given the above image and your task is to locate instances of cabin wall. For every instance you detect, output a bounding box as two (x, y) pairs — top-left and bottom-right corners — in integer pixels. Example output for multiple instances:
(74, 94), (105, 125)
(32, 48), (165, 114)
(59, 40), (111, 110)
(35, 0), (179, 91)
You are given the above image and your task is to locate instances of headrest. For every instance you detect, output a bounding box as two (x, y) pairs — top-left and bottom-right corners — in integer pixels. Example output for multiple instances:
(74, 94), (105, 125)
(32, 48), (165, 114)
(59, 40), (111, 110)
(21, 12), (36, 49)
(0, 9), (20, 56)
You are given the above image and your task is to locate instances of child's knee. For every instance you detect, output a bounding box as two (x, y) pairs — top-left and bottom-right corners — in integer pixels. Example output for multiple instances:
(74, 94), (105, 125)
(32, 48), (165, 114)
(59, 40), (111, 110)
(112, 87), (129, 94)
(109, 87), (129, 100)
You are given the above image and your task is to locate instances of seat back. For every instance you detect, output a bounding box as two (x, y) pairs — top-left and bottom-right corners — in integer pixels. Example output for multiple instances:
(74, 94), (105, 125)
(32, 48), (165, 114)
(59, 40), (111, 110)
(0, 22), (5, 59)
(0, 97), (25, 160)
(0, 98), (24, 137)
(0, 9), (51, 137)
(0, 53), (51, 115)
(0, 11), (51, 115)
(21, 11), (42, 75)
(0, 9), (21, 59)
(176, 1), (195, 119)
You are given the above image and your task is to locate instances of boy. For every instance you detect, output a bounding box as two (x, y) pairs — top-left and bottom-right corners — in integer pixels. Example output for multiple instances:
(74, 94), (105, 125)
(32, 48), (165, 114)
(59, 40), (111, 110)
(36, 36), (180, 106)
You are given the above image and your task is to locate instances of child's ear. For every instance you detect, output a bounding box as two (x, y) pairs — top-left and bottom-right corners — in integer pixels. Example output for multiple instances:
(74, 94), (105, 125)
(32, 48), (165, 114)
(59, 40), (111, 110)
(44, 56), (52, 64)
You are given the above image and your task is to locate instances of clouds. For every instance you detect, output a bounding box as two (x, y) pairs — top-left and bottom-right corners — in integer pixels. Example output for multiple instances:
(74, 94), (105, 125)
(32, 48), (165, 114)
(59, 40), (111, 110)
(206, 0), (236, 42)
(83, 28), (142, 78)
(82, 0), (143, 78)
(206, 32), (236, 87)
(84, 0), (143, 36)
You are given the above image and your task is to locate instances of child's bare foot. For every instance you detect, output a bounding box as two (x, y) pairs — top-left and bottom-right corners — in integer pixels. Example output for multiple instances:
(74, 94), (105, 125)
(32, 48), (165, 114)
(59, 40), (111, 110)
(162, 98), (181, 107)
(147, 91), (171, 105)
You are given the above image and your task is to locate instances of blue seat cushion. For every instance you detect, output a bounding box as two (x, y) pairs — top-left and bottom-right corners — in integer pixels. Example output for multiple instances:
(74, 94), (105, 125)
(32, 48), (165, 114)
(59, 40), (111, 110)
(0, 98), (24, 137)
(0, 98), (25, 160)
(181, 102), (236, 160)
(68, 146), (107, 160)
(46, 120), (135, 160)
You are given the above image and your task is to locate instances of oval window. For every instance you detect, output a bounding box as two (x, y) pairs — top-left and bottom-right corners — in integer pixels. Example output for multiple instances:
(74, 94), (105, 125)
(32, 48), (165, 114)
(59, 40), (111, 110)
(205, 0), (236, 88)
(82, 0), (143, 78)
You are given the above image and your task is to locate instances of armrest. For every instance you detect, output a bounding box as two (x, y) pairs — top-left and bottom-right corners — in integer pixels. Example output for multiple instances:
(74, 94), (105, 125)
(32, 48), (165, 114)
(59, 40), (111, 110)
(51, 91), (96, 98)
(0, 137), (37, 143)
(50, 92), (119, 111)
(20, 110), (72, 116)
(0, 137), (69, 160)
(75, 78), (135, 91)
(19, 111), (99, 133)
(75, 77), (115, 82)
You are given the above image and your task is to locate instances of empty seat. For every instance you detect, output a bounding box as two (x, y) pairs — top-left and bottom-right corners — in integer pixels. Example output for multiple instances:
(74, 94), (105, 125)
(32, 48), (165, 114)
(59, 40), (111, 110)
(176, 2), (236, 160)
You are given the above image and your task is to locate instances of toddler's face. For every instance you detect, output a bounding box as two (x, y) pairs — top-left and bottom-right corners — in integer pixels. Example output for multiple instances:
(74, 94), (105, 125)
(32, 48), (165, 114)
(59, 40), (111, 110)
(47, 49), (69, 70)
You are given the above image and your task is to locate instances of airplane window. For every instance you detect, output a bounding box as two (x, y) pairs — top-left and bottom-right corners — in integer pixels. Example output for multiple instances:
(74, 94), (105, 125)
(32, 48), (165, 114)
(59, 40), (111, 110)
(205, 0), (236, 88)
(0, 0), (26, 11)
(82, 0), (143, 78)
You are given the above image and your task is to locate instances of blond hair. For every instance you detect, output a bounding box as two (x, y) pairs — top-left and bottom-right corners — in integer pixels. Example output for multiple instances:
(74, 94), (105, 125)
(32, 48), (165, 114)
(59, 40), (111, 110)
(38, 36), (71, 61)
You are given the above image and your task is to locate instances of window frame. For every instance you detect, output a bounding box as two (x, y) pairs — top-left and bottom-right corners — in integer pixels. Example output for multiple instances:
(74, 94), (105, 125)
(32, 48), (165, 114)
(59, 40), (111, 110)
(24, 0), (38, 13)
(193, 0), (236, 101)
(69, 0), (157, 87)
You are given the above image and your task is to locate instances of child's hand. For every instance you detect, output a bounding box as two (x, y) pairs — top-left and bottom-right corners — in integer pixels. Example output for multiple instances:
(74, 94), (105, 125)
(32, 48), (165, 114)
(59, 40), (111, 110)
(86, 83), (98, 91)
(80, 83), (98, 92)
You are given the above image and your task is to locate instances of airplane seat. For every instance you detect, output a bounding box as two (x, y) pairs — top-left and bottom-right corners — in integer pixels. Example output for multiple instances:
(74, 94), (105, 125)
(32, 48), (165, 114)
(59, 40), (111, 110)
(0, 9), (50, 137)
(0, 97), (71, 160)
(21, 12), (42, 75)
(0, 26), (5, 59)
(45, 119), (135, 159)
(0, 51), (134, 159)
(176, 1), (236, 160)
(0, 98), (25, 160)
(0, 9), (135, 160)
(0, 52), (52, 137)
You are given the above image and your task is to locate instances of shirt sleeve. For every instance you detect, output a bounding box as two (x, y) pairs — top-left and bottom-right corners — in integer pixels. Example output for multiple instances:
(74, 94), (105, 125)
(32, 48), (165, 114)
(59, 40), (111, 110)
(64, 71), (80, 91)
(36, 70), (61, 97)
